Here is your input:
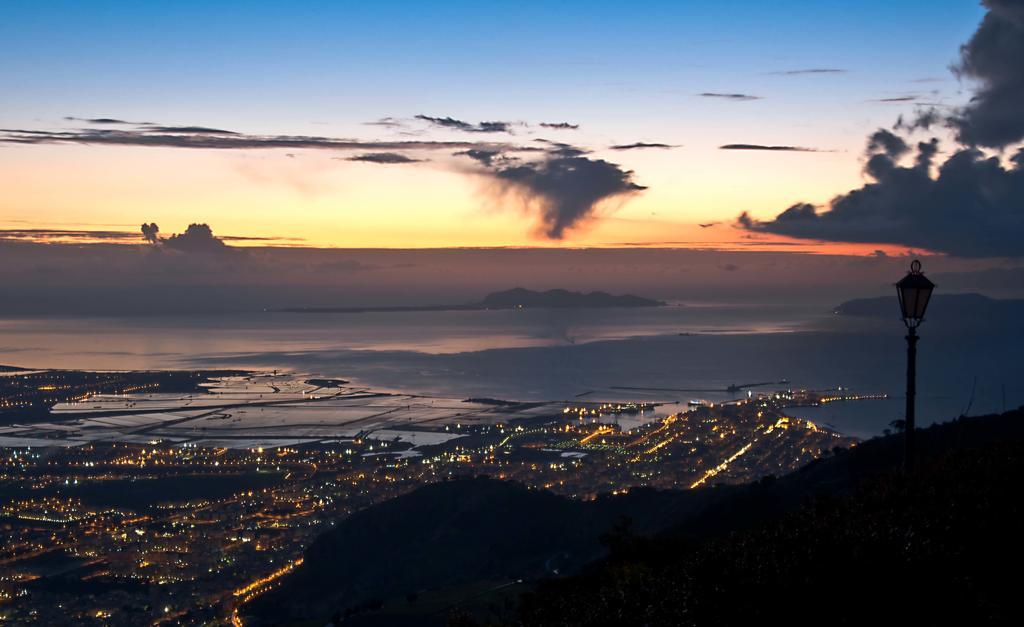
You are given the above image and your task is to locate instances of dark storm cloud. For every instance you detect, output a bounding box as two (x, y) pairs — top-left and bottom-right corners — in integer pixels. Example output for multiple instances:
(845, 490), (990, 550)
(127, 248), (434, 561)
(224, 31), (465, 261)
(532, 139), (589, 158)
(141, 223), (160, 243)
(739, 134), (1024, 257)
(738, 1), (1024, 258)
(767, 68), (848, 75)
(163, 223), (231, 254)
(345, 152), (424, 164)
(608, 142), (676, 150)
(915, 138), (940, 170)
(455, 149), (503, 166)
(0, 125), (501, 152)
(697, 92), (762, 101)
(719, 144), (820, 152)
(950, 0), (1024, 147)
(415, 115), (511, 133)
(539, 122), (579, 130)
(866, 129), (909, 158)
(495, 156), (646, 238)
(457, 147), (646, 239)
(895, 108), (943, 132)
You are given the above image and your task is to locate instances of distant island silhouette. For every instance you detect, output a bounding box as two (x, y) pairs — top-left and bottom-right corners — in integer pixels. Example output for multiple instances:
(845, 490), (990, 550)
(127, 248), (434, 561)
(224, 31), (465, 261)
(280, 287), (666, 314)
(833, 292), (1024, 321)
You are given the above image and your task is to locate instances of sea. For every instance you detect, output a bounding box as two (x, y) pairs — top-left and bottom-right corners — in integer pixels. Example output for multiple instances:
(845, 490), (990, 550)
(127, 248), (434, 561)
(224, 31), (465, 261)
(1, 303), (1020, 439)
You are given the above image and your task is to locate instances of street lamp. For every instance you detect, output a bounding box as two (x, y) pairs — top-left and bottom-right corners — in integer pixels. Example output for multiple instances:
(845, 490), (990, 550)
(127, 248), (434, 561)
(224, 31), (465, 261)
(895, 259), (935, 468)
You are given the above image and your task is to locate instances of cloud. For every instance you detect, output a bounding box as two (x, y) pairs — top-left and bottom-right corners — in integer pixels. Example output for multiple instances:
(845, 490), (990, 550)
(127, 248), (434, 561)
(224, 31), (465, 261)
(415, 115), (511, 133)
(163, 223), (231, 254)
(142, 125), (237, 134)
(866, 128), (909, 158)
(0, 225), (296, 247)
(345, 152), (424, 164)
(738, 1), (1024, 258)
(64, 117), (237, 134)
(539, 122), (579, 130)
(0, 124), (502, 153)
(0, 228), (137, 243)
(141, 223), (160, 243)
(697, 92), (762, 101)
(950, 0), (1024, 148)
(455, 149), (504, 166)
(894, 108), (943, 132)
(8, 115), (657, 241)
(364, 117), (406, 128)
(64, 116), (133, 124)
(608, 142), (676, 150)
(739, 133), (1024, 257)
(719, 143), (820, 152)
(461, 149), (646, 239)
(870, 96), (919, 103)
(767, 68), (848, 75)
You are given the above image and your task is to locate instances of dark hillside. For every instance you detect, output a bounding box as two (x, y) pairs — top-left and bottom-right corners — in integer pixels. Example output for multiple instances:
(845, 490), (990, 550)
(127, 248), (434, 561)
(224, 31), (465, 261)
(515, 409), (1024, 626)
(251, 409), (1024, 626)
(251, 478), (727, 624)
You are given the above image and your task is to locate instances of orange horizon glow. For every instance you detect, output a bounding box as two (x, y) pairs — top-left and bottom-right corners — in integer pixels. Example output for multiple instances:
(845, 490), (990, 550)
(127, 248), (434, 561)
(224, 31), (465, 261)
(0, 122), (907, 254)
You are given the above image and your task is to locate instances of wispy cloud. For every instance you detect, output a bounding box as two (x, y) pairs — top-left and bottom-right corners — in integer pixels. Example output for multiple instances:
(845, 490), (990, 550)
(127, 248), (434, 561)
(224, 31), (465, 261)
(0, 228), (138, 243)
(608, 142), (677, 150)
(64, 116), (134, 124)
(415, 114), (511, 133)
(539, 122), (579, 130)
(719, 143), (820, 152)
(0, 124), (505, 153)
(364, 117), (406, 128)
(697, 92), (762, 101)
(869, 96), (919, 103)
(767, 68), (847, 75)
(344, 152), (424, 164)
(65, 117), (236, 134)
(142, 125), (238, 134)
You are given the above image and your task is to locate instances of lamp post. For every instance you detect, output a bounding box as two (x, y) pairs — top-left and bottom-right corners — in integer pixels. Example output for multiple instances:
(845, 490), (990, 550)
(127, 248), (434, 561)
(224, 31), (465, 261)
(895, 259), (935, 469)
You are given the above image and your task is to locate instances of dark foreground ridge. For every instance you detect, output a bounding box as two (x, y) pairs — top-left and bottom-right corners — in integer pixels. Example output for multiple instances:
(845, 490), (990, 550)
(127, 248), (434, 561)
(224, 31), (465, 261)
(250, 477), (717, 624)
(280, 288), (665, 314)
(249, 407), (1024, 626)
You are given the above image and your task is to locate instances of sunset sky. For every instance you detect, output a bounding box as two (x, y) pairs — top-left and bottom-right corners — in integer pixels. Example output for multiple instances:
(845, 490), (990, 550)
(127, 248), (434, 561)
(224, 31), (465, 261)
(1, 0), (1004, 252)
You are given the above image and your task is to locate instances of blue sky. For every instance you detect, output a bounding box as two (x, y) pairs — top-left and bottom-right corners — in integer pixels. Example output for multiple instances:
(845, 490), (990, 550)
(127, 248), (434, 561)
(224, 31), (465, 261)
(2, 0), (983, 132)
